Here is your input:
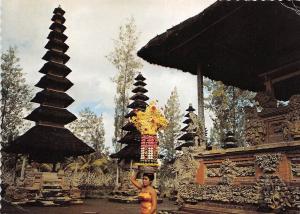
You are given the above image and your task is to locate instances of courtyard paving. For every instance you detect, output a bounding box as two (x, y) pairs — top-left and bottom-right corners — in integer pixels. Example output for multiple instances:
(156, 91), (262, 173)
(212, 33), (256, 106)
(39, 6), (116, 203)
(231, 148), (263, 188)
(1, 198), (179, 214)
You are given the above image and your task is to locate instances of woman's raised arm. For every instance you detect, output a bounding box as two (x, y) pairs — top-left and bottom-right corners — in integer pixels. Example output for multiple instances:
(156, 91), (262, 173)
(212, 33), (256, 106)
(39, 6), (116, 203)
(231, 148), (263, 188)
(130, 170), (142, 190)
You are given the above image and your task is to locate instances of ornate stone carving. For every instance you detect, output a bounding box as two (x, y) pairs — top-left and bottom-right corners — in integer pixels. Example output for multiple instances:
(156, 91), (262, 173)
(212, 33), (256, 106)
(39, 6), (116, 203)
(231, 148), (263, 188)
(187, 112), (205, 147)
(207, 167), (221, 177)
(236, 166), (255, 177)
(255, 153), (281, 173)
(291, 162), (300, 177)
(256, 175), (293, 211)
(291, 186), (300, 209)
(244, 106), (266, 145)
(255, 92), (277, 109)
(178, 178), (296, 211)
(174, 149), (199, 185)
(207, 165), (255, 178)
(285, 95), (300, 140)
(219, 159), (236, 185)
(178, 183), (259, 205)
(254, 92), (277, 109)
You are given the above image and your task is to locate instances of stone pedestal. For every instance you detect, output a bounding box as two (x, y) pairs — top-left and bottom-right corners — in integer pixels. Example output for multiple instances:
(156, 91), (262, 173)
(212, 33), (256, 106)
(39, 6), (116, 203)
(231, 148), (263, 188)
(6, 169), (83, 206)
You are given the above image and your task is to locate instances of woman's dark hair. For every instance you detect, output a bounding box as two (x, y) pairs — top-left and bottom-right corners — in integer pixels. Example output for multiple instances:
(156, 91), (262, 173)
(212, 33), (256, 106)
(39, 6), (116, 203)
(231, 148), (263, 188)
(143, 173), (154, 181)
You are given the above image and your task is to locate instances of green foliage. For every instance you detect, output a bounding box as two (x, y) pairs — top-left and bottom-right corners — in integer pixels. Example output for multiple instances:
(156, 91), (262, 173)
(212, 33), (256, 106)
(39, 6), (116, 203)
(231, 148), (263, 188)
(1, 46), (33, 178)
(106, 17), (143, 153)
(159, 87), (183, 161)
(65, 153), (108, 174)
(1, 46), (33, 146)
(68, 107), (107, 154)
(204, 80), (255, 147)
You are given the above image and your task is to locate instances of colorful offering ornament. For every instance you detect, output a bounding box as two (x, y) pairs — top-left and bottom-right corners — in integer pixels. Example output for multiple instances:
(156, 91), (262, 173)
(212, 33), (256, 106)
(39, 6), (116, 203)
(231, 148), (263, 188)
(131, 101), (168, 165)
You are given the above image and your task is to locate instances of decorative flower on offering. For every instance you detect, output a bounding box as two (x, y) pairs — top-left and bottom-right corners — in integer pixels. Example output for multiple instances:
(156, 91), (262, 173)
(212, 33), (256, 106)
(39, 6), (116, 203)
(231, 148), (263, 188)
(131, 101), (168, 135)
(131, 101), (168, 165)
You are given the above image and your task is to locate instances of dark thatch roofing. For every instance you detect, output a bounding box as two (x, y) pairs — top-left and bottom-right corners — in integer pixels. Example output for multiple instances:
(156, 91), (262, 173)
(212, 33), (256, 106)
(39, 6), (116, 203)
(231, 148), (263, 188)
(110, 144), (140, 160)
(125, 110), (136, 118)
(3, 125), (94, 163)
(138, 1), (300, 101)
(127, 100), (148, 109)
(183, 118), (192, 124)
(134, 81), (147, 87)
(35, 74), (73, 91)
(42, 50), (70, 64)
(135, 73), (146, 81)
(39, 61), (71, 77)
(122, 122), (137, 132)
(130, 93), (149, 101)
(181, 125), (189, 132)
(25, 105), (77, 125)
(49, 22), (66, 33)
(186, 105), (195, 112)
(47, 31), (68, 42)
(178, 132), (195, 141)
(117, 131), (141, 144)
(53, 7), (65, 16)
(175, 142), (195, 151)
(31, 89), (74, 108)
(51, 14), (66, 24)
(132, 87), (148, 94)
(45, 40), (69, 53)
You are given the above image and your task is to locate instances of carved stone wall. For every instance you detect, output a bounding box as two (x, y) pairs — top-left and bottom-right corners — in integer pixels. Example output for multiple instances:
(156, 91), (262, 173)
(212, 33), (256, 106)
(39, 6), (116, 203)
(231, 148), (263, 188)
(178, 148), (300, 212)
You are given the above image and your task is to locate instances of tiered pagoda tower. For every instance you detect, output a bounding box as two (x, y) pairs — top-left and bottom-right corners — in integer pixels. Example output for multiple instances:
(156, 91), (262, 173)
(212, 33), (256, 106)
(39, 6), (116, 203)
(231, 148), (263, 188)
(5, 6), (94, 164)
(111, 73), (149, 164)
(176, 104), (197, 150)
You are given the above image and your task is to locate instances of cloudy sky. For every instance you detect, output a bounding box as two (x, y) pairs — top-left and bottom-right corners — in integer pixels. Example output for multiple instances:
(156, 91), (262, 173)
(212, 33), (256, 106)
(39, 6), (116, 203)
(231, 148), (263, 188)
(2, 0), (215, 152)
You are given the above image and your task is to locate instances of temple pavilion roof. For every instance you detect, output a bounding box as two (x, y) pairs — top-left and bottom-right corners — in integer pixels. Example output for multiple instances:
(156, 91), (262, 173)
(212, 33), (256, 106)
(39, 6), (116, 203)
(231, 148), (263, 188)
(138, 1), (300, 101)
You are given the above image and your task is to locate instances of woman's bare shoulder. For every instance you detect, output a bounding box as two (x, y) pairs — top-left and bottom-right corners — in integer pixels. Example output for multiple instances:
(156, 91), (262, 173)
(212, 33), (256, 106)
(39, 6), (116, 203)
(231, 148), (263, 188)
(149, 187), (157, 195)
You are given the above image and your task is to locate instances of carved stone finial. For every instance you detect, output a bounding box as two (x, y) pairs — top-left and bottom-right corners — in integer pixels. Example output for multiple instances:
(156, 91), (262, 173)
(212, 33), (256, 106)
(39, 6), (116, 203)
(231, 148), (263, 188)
(255, 91), (277, 109)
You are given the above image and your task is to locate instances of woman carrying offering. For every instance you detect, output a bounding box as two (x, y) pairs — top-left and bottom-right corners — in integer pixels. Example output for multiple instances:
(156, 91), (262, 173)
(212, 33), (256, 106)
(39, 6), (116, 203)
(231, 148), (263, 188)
(130, 171), (157, 214)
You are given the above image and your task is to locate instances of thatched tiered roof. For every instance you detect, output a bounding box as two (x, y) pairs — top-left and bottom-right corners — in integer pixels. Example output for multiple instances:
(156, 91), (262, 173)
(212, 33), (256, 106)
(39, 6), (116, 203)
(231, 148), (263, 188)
(110, 73), (149, 161)
(176, 104), (196, 150)
(4, 6), (94, 163)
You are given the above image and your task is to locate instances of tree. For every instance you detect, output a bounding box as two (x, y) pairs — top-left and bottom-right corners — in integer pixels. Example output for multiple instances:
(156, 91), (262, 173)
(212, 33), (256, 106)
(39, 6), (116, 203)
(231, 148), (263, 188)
(106, 17), (143, 153)
(159, 87), (183, 161)
(1, 46), (33, 146)
(205, 80), (255, 147)
(68, 107), (106, 154)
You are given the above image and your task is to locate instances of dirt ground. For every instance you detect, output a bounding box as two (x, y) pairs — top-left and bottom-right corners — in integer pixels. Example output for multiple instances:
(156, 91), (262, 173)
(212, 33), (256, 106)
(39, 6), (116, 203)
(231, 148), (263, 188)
(1, 198), (179, 214)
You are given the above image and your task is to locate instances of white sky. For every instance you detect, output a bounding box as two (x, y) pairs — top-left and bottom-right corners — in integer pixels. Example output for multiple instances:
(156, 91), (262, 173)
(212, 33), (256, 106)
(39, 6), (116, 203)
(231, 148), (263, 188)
(2, 0), (215, 152)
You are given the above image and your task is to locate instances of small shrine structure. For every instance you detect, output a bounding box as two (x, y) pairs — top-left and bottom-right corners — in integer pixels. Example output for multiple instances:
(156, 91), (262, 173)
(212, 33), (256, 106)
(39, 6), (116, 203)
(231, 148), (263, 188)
(110, 73), (149, 165)
(4, 6), (94, 206)
(138, 1), (300, 213)
(176, 104), (197, 151)
(109, 73), (150, 202)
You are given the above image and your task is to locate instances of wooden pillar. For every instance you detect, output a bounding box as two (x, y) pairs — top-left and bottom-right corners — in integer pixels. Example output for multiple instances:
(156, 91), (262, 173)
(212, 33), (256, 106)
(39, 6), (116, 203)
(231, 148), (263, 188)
(20, 155), (27, 180)
(197, 63), (206, 133)
(130, 160), (133, 171)
(116, 162), (119, 186)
